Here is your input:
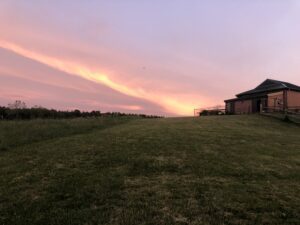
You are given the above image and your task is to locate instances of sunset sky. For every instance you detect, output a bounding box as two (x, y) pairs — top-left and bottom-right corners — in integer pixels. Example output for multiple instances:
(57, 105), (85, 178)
(1, 1), (300, 116)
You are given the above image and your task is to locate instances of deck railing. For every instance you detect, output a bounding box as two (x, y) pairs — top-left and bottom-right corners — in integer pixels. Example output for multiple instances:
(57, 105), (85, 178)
(262, 106), (300, 115)
(261, 106), (300, 124)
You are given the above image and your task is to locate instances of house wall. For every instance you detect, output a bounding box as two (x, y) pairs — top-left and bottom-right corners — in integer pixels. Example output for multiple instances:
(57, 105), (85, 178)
(267, 91), (284, 109)
(287, 90), (300, 107)
(225, 102), (230, 113)
(225, 102), (235, 114)
(234, 100), (252, 114)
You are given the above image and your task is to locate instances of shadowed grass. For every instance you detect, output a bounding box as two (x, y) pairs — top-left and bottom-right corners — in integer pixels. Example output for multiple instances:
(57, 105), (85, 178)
(0, 117), (133, 150)
(0, 115), (299, 224)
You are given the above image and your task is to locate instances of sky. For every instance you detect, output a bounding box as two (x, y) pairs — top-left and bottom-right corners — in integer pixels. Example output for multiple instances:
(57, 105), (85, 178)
(1, 0), (300, 116)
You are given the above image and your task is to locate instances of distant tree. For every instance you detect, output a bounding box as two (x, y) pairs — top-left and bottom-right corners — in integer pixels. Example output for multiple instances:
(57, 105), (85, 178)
(0, 107), (6, 119)
(8, 100), (27, 109)
(0, 101), (162, 120)
(73, 109), (81, 117)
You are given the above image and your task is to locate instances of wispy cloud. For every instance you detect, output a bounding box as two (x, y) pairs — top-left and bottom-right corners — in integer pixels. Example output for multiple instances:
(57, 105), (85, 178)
(1, 1), (300, 116)
(0, 40), (200, 115)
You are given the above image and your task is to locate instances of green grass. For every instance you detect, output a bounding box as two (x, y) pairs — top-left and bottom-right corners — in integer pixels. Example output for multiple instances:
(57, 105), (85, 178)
(0, 115), (299, 225)
(0, 117), (132, 150)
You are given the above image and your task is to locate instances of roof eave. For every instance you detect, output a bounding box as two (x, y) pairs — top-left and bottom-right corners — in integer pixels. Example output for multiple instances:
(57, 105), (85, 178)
(224, 98), (238, 102)
(236, 87), (289, 97)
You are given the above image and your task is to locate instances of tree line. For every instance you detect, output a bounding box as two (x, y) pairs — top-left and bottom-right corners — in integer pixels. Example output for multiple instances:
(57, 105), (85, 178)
(0, 101), (162, 120)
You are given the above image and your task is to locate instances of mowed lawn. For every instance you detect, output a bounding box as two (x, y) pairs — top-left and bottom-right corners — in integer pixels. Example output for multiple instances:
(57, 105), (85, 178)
(0, 116), (299, 225)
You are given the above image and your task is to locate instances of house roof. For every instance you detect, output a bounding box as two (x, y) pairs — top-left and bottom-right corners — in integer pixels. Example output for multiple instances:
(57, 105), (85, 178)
(236, 79), (300, 97)
(224, 98), (238, 102)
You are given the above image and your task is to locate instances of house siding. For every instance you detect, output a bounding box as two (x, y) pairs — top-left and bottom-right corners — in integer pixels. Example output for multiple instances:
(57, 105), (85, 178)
(287, 90), (300, 107)
(225, 102), (235, 114)
(234, 100), (252, 114)
(267, 91), (284, 110)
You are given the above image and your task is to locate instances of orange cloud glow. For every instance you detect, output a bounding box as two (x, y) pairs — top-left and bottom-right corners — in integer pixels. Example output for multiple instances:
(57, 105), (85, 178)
(0, 40), (205, 115)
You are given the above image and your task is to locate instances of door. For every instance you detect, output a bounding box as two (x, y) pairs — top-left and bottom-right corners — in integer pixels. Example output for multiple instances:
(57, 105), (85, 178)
(252, 99), (261, 113)
(256, 100), (261, 112)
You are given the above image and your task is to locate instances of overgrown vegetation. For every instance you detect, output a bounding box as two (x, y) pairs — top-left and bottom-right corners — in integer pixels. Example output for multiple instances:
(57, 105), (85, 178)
(0, 115), (299, 224)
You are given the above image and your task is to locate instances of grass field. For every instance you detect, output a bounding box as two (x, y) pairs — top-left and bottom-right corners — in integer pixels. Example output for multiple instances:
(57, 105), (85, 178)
(0, 115), (299, 225)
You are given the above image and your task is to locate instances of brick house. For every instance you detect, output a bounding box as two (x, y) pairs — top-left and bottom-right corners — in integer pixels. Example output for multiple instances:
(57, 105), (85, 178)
(224, 79), (300, 114)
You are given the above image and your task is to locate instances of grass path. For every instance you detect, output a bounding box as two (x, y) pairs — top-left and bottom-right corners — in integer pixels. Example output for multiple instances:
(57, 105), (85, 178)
(0, 116), (299, 224)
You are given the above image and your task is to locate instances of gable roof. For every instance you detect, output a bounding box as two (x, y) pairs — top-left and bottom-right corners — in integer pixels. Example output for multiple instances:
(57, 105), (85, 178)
(236, 79), (300, 97)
